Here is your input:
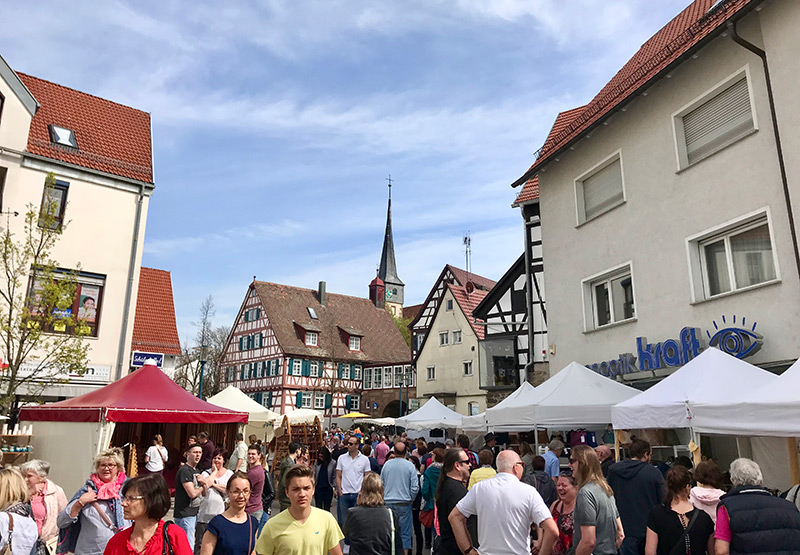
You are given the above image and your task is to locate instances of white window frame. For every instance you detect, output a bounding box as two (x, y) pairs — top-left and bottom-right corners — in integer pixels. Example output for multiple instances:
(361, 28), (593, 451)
(685, 208), (780, 303)
(341, 364), (351, 380)
(581, 261), (636, 332)
(574, 150), (625, 226)
(364, 367), (373, 389)
(305, 331), (318, 346)
(394, 366), (404, 387)
(292, 359), (302, 376)
(452, 330), (462, 344)
(313, 393), (326, 409)
(384, 367), (392, 388)
(301, 392), (312, 408)
(353, 365), (362, 381)
(672, 66), (758, 171)
(426, 365), (435, 381)
(349, 335), (361, 351)
(349, 395), (360, 411)
(310, 361), (319, 378)
(463, 360), (473, 376)
(446, 299), (454, 311)
(439, 331), (449, 346)
(407, 365), (416, 387)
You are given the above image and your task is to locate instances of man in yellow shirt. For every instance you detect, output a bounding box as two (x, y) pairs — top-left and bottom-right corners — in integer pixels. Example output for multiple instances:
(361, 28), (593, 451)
(256, 464), (343, 555)
(467, 449), (497, 490)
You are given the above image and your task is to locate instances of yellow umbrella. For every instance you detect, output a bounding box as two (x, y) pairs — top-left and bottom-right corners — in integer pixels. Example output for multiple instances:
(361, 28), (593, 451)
(339, 411), (370, 418)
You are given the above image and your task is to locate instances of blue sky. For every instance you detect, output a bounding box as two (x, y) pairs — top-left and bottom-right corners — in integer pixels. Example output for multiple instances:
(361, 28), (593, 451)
(2, 1), (692, 344)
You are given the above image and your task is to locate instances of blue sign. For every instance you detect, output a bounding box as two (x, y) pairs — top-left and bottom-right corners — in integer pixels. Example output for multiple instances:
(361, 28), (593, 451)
(131, 351), (164, 368)
(373, 402), (378, 409)
(587, 316), (763, 377)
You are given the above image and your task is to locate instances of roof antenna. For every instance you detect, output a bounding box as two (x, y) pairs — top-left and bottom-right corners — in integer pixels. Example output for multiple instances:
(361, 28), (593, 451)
(463, 231), (472, 283)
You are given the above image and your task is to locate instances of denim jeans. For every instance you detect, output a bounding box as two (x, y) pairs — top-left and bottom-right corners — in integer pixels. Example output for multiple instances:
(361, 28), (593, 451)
(386, 502), (413, 550)
(337, 493), (359, 545)
(257, 510), (270, 535)
(619, 535), (643, 555)
(174, 515), (197, 548)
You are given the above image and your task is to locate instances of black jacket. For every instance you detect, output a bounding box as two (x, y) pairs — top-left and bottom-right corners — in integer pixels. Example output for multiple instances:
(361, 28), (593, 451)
(607, 459), (665, 538)
(718, 485), (800, 553)
(343, 505), (404, 555)
(524, 470), (558, 507)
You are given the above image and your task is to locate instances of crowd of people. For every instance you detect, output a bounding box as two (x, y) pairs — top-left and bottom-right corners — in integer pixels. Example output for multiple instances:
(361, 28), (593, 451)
(1, 430), (800, 554)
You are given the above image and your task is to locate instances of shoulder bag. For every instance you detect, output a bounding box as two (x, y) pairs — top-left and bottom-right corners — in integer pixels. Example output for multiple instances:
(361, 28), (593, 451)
(162, 521), (174, 555)
(0, 513), (13, 555)
(92, 502), (119, 533)
(667, 509), (700, 555)
(387, 508), (395, 555)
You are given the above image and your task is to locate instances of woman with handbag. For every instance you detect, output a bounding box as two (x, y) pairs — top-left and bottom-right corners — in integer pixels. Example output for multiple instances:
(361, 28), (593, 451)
(103, 474), (192, 555)
(144, 435), (169, 475)
(342, 472), (403, 555)
(645, 466), (715, 555)
(196, 450), (233, 554)
(199, 472), (258, 555)
(0, 468), (39, 555)
(20, 460), (67, 555)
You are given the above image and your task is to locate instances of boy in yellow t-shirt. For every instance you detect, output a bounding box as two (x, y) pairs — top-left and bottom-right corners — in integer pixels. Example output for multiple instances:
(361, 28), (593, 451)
(256, 464), (344, 555)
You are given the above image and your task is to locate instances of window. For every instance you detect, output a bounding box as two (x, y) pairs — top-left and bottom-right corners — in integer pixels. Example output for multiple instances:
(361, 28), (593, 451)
(446, 299), (454, 311)
(452, 330), (462, 344)
(349, 335), (361, 350)
(426, 366), (436, 381)
(394, 366), (404, 387)
(49, 124), (78, 148)
(0, 167), (7, 213)
(305, 331), (318, 346)
(243, 308), (260, 322)
(463, 361), (473, 376)
(38, 179), (68, 229)
(310, 361), (319, 378)
(575, 153), (624, 224)
(292, 359), (302, 376)
(314, 393), (326, 409)
(301, 392), (312, 408)
(468, 402), (480, 416)
(349, 395), (360, 411)
(674, 72), (755, 169)
(582, 263), (635, 330)
(308, 307), (318, 319)
(353, 365), (362, 381)
(688, 212), (778, 301)
(439, 331), (449, 346)
(384, 367), (392, 388)
(341, 364), (351, 380)
(407, 366), (416, 387)
(364, 368), (373, 389)
(27, 269), (105, 337)
(374, 366), (383, 388)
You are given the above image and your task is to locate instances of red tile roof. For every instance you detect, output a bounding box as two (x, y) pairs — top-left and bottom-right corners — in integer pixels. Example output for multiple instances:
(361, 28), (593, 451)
(131, 268), (181, 356)
(448, 283), (490, 340)
(403, 303), (423, 322)
(513, 0), (758, 184)
(445, 265), (496, 292)
(512, 175), (540, 207)
(253, 281), (411, 364)
(17, 73), (154, 184)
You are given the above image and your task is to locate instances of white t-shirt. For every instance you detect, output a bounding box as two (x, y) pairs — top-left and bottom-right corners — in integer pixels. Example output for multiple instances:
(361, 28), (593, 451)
(336, 452), (371, 494)
(456, 472), (551, 555)
(145, 445), (169, 472)
(198, 469), (233, 523)
(0, 513), (38, 555)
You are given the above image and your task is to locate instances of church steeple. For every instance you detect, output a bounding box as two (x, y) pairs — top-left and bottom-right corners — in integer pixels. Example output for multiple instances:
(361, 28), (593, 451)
(374, 176), (404, 315)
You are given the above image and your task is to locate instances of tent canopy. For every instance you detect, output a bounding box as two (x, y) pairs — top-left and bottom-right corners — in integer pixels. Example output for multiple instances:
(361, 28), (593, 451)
(612, 348), (777, 431)
(396, 396), (463, 431)
(488, 362), (639, 431)
(462, 381), (536, 431)
(692, 357), (800, 436)
(207, 386), (280, 423)
(19, 364), (248, 424)
(282, 409), (324, 425)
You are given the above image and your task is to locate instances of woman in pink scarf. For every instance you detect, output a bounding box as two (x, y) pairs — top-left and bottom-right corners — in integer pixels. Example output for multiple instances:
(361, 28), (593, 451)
(21, 459), (67, 552)
(57, 448), (130, 555)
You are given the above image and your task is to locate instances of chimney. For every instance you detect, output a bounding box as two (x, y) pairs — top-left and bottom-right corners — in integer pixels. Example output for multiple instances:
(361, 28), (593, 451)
(318, 281), (326, 306)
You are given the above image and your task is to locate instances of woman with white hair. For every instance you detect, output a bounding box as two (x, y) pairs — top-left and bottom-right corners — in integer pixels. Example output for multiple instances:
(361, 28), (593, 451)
(715, 458), (800, 554)
(20, 459), (67, 551)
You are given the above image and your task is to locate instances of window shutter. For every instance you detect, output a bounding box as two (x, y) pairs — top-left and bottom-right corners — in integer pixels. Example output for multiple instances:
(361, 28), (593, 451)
(302, 360), (310, 377)
(582, 158), (623, 220)
(274, 359), (280, 376)
(254, 392), (262, 404)
(288, 358), (294, 375)
(345, 395), (352, 410)
(337, 363), (343, 379)
(267, 391), (273, 408)
(319, 361), (325, 376)
(239, 337), (244, 351)
(256, 308), (261, 319)
(324, 394), (332, 409)
(259, 332), (263, 348)
(683, 77), (753, 165)
(295, 392), (303, 408)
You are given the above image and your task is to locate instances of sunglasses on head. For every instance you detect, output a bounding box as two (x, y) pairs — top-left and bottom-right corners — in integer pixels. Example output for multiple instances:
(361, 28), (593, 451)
(560, 469), (573, 477)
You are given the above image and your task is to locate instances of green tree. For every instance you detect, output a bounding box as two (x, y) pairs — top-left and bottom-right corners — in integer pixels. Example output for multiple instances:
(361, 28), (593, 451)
(0, 174), (90, 413)
(392, 313), (412, 348)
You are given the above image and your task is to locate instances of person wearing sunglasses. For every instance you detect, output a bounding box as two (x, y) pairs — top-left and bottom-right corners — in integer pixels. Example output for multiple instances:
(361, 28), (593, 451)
(336, 437), (371, 548)
(435, 449), (476, 555)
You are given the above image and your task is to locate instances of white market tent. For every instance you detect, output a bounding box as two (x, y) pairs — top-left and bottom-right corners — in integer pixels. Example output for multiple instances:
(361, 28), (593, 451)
(488, 362), (639, 431)
(462, 381), (536, 432)
(396, 396), (463, 430)
(207, 386), (281, 441)
(611, 347), (777, 431)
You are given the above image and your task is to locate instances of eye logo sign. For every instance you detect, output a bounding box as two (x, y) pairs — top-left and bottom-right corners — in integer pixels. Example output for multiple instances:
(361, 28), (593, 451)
(707, 315), (762, 359)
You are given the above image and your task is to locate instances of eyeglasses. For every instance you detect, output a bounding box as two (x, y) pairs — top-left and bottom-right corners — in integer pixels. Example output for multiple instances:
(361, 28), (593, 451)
(456, 459), (471, 466)
(121, 495), (144, 503)
(348, 442), (358, 446)
(98, 463), (117, 469)
(514, 462), (525, 468)
(230, 490), (251, 497)
(568, 458), (576, 464)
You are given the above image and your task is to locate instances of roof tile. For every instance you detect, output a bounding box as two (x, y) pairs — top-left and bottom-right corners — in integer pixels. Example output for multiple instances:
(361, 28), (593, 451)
(131, 268), (181, 356)
(448, 284), (490, 340)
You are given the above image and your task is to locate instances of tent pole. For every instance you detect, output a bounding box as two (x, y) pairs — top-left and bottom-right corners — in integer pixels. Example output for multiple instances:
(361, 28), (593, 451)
(689, 428), (702, 467)
(788, 437), (800, 486)
(614, 431), (621, 462)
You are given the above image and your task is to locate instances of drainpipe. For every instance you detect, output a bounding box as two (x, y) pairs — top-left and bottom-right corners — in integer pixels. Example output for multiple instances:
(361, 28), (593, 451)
(728, 21), (800, 282)
(115, 183), (145, 380)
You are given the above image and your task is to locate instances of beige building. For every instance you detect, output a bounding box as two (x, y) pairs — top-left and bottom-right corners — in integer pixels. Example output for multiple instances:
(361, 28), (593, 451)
(0, 55), (154, 398)
(414, 278), (493, 416)
(511, 0), (800, 387)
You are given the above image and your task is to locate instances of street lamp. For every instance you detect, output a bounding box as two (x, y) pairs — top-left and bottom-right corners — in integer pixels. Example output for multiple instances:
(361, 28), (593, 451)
(193, 344), (207, 399)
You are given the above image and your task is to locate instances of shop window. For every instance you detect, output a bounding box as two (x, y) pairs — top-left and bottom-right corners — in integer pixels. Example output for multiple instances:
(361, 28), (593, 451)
(426, 366), (435, 381)
(27, 269), (105, 337)
(463, 361), (473, 376)
(439, 331), (449, 346)
(38, 179), (68, 230)
(575, 152), (624, 225)
(674, 70), (755, 169)
(582, 263), (635, 331)
(492, 356), (516, 387)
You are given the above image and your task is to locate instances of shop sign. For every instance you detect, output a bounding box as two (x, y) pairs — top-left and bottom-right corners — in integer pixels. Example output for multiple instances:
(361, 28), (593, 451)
(131, 351), (164, 367)
(12, 360), (111, 383)
(587, 317), (763, 377)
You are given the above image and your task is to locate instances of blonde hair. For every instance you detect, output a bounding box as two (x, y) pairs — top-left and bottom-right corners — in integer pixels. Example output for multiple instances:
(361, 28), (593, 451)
(572, 445), (613, 497)
(94, 447), (125, 473)
(357, 472), (385, 507)
(0, 468), (29, 509)
(153, 434), (163, 446)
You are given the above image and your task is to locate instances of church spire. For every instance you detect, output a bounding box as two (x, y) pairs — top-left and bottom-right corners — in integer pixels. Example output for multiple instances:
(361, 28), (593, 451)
(375, 175), (404, 312)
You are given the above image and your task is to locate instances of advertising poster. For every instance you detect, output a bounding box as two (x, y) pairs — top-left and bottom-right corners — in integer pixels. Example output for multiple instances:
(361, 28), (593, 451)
(78, 284), (99, 323)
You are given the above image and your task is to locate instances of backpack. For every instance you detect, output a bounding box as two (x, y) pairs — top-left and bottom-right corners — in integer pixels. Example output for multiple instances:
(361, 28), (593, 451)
(262, 468), (275, 510)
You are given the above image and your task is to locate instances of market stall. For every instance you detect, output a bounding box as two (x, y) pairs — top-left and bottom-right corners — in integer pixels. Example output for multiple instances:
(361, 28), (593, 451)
(461, 381), (535, 432)
(19, 363), (248, 493)
(395, 396), (463, 431)
(207, 385), (281, 443)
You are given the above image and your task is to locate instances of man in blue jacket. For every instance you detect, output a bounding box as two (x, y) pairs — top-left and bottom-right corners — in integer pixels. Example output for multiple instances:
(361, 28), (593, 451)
(607, 439), (665, 555)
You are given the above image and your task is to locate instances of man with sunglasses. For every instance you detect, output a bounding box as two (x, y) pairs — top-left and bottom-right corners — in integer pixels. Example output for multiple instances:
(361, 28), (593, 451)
(436, 448), (477, 555)
(336, 436), (370, 546)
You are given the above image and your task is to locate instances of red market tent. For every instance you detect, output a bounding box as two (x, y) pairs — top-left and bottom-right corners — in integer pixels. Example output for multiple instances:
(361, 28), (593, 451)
(20, 364), (248, 424)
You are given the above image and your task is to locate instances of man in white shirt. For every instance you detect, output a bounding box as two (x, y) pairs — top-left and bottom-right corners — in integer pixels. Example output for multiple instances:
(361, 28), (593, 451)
(336, 437), (371, 546)
(449, 450), (559, 555)
(227, 433), (248, 473)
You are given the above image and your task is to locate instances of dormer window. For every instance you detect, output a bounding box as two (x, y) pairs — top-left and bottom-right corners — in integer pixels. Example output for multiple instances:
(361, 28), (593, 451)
(48, 125), (78, 149)
(349, 335), (361, 351)
(305, 331), (319, 346)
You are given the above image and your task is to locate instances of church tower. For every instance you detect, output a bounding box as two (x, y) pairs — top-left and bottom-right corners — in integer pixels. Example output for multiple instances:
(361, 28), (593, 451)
(373, 177), (404, 317)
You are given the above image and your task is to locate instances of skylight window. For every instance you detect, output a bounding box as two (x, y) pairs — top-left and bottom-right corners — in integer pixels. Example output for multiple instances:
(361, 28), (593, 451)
(49, 125), (77, 148)
(307, 307), (318, 319)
